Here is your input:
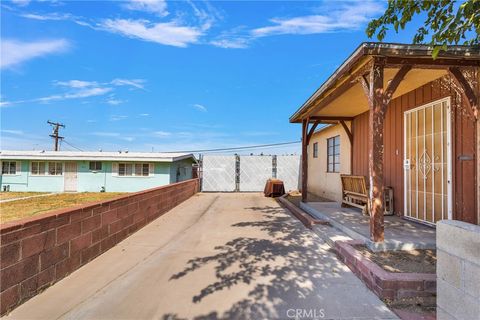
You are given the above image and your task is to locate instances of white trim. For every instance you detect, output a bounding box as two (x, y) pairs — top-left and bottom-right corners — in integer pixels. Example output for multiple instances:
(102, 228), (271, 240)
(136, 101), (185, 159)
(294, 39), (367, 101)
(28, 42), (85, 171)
(1, 160), (21, 176)
(446, 101), (453, 220)
(115, 162), (154, 178)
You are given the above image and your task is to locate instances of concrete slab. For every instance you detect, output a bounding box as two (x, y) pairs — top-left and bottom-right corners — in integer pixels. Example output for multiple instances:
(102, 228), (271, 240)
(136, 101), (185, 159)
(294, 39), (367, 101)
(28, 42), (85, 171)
(5, 193), (397, 320)
(301, 201), (436, 251)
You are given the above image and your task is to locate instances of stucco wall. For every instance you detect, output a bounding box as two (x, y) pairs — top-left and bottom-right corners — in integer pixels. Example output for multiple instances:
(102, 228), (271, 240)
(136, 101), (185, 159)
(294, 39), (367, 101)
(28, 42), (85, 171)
(307, 124), (351, 202)
(1, 160), (192, 193)
(169, 158), (194, 184)
(436, 220), (480, 319)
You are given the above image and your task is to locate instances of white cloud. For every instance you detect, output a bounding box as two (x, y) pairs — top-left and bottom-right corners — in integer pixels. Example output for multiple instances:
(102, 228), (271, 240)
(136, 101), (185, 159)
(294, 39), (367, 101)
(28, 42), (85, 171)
(124, 0), (168, 17)
(111, 78), (146, 90)
(210, 38), (249, 49)
(100, 19), (202, 47)
(109, 115), (128, 121)
(36, 87), (113, 103)
(1, 39), (70, 69)
(139, 113), (150, 117)
(153, 131), (171, 136)
(252, 1), (383, 37)
(11, 0), (30, 6)
(193, 104), (207, 112)
(1, 129), (24, 135)
(55, 80), (98, 88)
(106, 98), (125, 106)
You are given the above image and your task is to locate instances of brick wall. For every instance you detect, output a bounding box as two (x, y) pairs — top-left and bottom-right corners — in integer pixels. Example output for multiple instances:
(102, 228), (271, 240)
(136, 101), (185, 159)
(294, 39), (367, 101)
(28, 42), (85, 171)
(436, 220), (480, 320)
(335, 240), (436, 304)
(0, 179), (199, 315)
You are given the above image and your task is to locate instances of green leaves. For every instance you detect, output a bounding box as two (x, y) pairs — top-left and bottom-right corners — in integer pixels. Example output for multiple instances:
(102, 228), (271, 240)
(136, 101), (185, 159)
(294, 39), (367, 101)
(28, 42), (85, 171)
(366, 0), (480, 58)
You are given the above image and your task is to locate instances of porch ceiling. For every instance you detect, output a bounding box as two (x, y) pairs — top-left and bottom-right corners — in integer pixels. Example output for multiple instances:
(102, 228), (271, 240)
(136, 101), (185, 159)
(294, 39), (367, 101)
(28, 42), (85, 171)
(309, 68), (448, 118)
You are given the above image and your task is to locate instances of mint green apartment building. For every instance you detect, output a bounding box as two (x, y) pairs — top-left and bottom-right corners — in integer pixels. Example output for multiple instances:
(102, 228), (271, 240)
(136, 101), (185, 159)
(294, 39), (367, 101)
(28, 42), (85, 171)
(0, 151), (196, 193)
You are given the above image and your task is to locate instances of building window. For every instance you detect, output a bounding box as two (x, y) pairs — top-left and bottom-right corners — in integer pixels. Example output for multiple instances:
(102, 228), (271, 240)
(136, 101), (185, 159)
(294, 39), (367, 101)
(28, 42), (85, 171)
(313, 142), (318, 158)
(2, 161), (17, 175)
(31, 161), (46, 175)
(48, 162), (63, 175)
(327, 136), (340, 173)
(118, 163), (151, 177)
(89, 161), (102, 171)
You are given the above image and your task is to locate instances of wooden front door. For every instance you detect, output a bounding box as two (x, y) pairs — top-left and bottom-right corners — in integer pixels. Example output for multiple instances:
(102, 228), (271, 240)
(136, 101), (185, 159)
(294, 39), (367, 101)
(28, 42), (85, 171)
(404, 97), (452, 225)
(64, 162), (78, 192)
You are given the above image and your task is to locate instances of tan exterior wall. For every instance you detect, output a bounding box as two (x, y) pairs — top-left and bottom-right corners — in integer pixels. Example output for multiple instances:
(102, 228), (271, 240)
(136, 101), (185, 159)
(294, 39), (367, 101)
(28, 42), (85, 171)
(307, 124), (351, 202)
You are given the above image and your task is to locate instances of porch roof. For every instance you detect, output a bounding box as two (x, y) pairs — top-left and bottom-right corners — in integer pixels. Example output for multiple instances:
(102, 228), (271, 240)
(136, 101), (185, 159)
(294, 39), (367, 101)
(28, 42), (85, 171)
(289, 42), (480, 123)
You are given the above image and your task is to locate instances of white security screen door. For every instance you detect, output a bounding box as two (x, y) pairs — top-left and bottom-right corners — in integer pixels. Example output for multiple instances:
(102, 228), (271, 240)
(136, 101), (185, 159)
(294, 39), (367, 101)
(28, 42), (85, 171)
(404, 97), (452, 224)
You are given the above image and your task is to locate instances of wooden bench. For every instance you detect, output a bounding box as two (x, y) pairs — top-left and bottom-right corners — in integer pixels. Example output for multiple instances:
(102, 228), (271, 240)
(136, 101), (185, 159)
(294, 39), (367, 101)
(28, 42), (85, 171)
(340, 175), (369, 215)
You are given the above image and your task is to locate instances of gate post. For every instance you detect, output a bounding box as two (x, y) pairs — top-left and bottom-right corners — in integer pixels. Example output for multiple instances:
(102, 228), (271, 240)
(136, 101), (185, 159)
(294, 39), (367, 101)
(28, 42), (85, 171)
(235, 154), (240, 192)
(272, 155), (277, 179)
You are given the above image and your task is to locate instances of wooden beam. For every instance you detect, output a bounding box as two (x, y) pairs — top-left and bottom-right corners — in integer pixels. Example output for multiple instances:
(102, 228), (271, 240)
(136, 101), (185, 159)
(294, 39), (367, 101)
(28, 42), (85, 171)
(301, 119), (308, 202)
(309, 116), (354, 122)
(339, 120), (353, 145)
(384, 65), (412, 105)
(385, 57), (480, 68)
(448, 67), (479, 119)
(306, 121), (320, 145)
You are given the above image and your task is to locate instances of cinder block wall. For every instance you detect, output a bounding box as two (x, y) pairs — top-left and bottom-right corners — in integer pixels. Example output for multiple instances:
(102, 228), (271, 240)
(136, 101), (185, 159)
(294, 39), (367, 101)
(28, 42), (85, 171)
(0, 179), (199, 315)
(436, 220), (480, 320)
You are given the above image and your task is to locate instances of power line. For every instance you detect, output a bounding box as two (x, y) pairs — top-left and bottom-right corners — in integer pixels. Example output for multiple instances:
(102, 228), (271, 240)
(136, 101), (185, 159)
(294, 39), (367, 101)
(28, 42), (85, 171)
(62, 140), (84, 151)
(162, 141), (301, 154)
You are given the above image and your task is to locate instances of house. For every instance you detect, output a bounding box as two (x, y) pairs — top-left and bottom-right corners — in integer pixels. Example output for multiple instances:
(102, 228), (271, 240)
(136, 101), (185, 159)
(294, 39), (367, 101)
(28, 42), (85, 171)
(0, 150), (196, 193)
(290, 42), (479, 244)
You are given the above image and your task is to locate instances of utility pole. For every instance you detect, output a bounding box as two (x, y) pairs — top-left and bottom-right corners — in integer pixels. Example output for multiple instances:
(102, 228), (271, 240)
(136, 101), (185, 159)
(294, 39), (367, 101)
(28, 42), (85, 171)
(47, 120), (65, 151)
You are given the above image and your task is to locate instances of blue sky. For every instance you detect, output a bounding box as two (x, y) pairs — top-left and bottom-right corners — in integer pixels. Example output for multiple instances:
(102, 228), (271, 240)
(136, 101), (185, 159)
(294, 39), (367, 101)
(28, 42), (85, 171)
(1, 0), (423, 154)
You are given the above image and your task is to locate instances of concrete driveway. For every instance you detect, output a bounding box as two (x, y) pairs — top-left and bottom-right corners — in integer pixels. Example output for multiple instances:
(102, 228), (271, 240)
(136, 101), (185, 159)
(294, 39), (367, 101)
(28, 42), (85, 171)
(5, 193), (397, 320)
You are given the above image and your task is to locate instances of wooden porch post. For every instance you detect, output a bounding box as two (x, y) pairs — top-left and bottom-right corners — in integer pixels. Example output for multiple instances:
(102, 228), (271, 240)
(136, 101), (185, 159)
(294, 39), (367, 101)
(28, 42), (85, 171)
(368, 61), (386, 242)
(301, 118), (308, 202)
(360, 60), (412, 242)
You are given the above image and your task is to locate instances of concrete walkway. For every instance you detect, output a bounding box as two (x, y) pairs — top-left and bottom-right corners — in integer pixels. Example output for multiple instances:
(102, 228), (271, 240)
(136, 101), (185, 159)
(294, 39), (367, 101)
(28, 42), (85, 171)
(5, 193), (397, 320)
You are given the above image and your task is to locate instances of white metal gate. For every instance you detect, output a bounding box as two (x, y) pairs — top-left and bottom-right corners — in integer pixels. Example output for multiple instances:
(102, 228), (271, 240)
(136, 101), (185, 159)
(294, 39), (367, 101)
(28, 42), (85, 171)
(403, 97), (452, 224)
(201, 155), (236, 192)
(201, 155), (300, 192)
(239, 156), (272, 192)
(277, 155), (301, 191)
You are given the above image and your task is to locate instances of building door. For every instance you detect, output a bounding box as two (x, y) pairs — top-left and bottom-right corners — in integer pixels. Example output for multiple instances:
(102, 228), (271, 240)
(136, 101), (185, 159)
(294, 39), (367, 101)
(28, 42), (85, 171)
(64, 162), (78, 192)
(404, 97), (452, 225)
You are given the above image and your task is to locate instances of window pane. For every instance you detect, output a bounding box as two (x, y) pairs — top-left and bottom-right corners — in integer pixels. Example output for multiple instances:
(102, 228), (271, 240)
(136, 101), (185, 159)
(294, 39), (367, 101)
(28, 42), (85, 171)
(48, 162), (55, 175)
(328, 164), (334, 172)
(32, 162), (38, 174)
(126, 164), (133, 176)
(56, 163), (62, 175)
(10, 162), (16, 174)
(135, 164), (142, 176)
(334, 155), (340, 164)
(142, 164), (149, 176)
(2, 162), (8, 174)
(39, 162), (45, 175)
(334, 145), (340, 155)
(119, 163), (126, 176)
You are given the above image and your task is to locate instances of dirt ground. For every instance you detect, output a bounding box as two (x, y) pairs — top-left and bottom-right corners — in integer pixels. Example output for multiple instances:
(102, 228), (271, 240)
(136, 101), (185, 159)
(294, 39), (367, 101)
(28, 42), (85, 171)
(354, 245), (436, 274)
(0, 192), (49, 201)
(0, 192), (125, 223)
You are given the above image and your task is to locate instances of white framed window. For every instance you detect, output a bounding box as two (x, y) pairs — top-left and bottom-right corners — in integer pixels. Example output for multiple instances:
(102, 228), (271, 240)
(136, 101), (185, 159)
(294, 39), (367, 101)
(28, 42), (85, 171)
(48, 162), (63, 175)
(89, 161), (102, 171)
(31, 161), (46, 175)
(1, 161), (19, 175)
(116, 163), (153, 177)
